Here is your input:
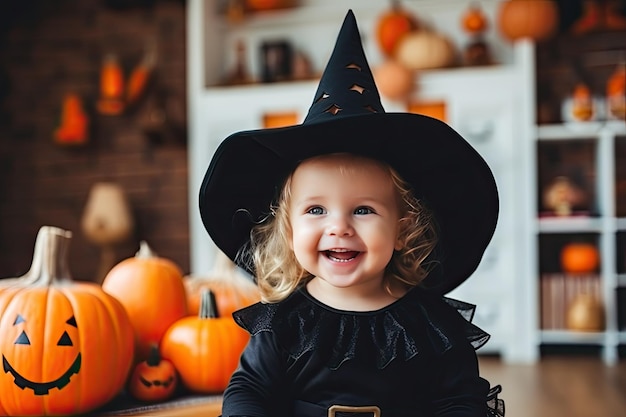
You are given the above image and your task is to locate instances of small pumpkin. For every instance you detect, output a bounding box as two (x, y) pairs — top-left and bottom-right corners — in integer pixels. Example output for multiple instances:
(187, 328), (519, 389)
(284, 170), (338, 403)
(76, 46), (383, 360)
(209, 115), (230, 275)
(462, 2), (489, 35)
(160, 289), (249, 393)
(184, 250), (260, 317)
(128, 344), (178, 402)
(0, 226), (135, 416)
(102, 241), (188, 361)
(560, 242), (600, 274)
(375, 0), (418, 57)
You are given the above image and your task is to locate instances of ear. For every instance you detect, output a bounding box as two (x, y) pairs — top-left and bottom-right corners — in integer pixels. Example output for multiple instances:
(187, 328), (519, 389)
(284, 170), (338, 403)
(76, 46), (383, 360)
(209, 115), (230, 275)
(394, 221), (404, 251)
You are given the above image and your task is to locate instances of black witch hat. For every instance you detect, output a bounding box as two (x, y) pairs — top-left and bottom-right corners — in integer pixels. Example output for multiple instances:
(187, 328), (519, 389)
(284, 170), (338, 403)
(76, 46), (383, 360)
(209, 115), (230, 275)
(199, 10), (498, 295)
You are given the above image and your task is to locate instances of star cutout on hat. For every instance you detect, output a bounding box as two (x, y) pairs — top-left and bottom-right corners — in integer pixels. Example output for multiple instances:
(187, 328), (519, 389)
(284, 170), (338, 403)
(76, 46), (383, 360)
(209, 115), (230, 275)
(350, 84), (365, 94)
(325, 104), (342, 115)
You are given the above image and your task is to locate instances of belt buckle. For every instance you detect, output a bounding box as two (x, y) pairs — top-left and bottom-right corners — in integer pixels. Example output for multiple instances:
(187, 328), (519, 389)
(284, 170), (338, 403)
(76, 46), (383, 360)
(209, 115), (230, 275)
(328, 405), (381, 417)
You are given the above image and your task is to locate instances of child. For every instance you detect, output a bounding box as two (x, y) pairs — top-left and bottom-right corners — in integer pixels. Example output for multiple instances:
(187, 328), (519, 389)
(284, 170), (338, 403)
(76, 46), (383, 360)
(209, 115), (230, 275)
(199, 10), (505, 417)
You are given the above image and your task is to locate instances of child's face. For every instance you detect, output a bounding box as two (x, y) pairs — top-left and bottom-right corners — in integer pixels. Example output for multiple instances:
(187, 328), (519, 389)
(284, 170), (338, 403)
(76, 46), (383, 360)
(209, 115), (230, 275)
(287, 154), (402, 290)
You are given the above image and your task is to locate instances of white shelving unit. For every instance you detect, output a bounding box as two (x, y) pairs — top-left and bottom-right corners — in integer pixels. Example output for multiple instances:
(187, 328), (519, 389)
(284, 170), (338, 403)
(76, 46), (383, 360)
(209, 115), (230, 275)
(534, 121), (626, 364)
(185, 0), (587, 364)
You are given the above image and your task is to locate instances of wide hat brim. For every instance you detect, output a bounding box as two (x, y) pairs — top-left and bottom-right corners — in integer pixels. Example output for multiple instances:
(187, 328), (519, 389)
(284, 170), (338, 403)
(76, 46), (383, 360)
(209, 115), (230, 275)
(199, 111), (498, 295)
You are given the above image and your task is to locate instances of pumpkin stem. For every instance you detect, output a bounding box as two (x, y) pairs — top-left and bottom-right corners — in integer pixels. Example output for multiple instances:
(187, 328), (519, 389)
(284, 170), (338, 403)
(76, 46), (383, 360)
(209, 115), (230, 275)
(135, 240), (156, 259)
(146, 344), (162, 367)
(199, 288), (219, 319)
(34, 226), (74, 286)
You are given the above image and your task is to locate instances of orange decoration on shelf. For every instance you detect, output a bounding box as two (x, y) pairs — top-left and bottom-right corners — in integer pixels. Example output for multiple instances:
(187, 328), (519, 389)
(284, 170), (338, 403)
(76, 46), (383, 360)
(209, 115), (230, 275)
(462, 2), (489, 34)
(375, 0), (418, 57)
(560, 242), (600, 274)
(126, 43), (157, 108)
(570, 83), (595, 121)
(97, 54), (126, 115)
(606, 60), (626, 120)
(53, 93), (89, 146)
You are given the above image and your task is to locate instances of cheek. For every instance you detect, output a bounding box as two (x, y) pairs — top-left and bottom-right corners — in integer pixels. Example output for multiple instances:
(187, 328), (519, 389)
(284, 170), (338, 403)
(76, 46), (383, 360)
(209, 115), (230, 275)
(290, 222), (320, 261)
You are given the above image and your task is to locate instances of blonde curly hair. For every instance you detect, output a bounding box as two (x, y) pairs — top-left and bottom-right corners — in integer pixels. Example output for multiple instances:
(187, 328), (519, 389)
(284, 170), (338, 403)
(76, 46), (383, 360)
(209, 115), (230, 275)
(244, 155), (438, 303)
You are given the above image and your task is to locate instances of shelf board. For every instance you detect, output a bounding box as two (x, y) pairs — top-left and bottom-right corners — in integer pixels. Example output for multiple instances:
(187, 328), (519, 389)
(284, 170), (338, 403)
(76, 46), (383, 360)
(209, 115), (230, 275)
(540, 330), (606, 344)
(537, 121), (626, 140)
(538, 216), (603, 233)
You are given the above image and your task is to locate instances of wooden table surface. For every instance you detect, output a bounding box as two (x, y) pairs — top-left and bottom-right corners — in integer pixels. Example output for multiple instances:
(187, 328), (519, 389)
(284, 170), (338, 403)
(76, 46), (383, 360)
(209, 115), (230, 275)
(96, 395), (222, 417)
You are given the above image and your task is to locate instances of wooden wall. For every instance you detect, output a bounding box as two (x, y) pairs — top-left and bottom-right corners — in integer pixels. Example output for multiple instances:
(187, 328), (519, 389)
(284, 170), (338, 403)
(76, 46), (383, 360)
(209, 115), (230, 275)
(0, 0), (190, 282)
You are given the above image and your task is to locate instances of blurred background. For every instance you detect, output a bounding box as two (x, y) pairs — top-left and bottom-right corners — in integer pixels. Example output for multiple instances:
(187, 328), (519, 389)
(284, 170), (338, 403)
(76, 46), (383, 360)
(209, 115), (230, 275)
(1, 0), (626, 371)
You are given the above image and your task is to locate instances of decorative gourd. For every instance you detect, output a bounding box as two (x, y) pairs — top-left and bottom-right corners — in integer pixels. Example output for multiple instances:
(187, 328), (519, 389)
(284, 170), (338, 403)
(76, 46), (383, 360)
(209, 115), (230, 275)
(394, 29), (457, 70)
(497, 0), (559, 42)
(0, 226), (135, 416)
(128, 344), (178, 402)
(184, 250), (260, 317)
(160, 289), (249, 393)
(102, 241), (188, 361)
(375, 0), (418, 57)
(560, 243), (600, 274)
(372, 59), (414, 101)
(566, 294), (605, 331)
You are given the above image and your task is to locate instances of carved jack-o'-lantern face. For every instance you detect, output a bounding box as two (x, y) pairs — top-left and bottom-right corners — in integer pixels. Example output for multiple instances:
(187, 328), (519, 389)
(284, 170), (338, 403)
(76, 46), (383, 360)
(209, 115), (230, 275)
(2, 314), (81, 395)
(128, 345), (178, 402)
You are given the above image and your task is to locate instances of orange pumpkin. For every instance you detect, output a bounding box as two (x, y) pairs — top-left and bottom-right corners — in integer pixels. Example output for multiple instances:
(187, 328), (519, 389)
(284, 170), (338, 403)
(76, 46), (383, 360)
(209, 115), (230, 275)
(375, 0), (418, 57)
(160, 289), (249, 393)
(184, 250), (260, 317)
(373, 59), (414, 101)
(497, 0), (559, 42)
(0, 226), (135, 416)
(102, 241), (188, 361)
(128, 344), (178, 402)
(560, 243), (600, 274)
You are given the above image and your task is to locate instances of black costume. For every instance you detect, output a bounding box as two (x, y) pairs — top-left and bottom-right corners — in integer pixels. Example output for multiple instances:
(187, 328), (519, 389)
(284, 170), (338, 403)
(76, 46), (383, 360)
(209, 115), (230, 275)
(221, 287), (503, 417)
(198, 9), (506, 417)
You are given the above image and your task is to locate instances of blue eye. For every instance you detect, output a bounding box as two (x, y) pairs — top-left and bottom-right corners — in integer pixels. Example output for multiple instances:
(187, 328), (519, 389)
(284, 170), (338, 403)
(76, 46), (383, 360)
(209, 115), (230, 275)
(355, 206), (374, 215)
(307, 206), (325, 215)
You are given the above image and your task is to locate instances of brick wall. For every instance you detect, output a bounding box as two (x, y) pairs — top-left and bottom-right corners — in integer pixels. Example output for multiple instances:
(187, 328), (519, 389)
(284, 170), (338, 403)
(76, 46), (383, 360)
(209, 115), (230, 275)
(0, 0), (190, 281)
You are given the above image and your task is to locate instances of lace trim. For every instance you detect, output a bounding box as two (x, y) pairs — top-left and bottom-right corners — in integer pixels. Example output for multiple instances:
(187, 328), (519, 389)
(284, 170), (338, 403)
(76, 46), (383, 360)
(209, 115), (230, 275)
(233, 287), (490, 370)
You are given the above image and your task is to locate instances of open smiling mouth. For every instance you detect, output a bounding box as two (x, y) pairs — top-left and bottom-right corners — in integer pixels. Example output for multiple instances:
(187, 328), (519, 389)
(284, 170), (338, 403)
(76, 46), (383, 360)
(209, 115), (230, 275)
(325, 249), (360, 262)
(2, 353), (81, 395)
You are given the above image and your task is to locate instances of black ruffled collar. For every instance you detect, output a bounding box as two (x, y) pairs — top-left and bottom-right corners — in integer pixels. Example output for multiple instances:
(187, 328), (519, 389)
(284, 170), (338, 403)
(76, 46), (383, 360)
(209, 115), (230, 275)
(233, 286), (489, 370)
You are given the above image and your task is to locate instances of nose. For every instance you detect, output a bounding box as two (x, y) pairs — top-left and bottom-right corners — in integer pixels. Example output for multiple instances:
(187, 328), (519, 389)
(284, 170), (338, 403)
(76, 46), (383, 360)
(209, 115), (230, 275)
(326, 214), (354, 237)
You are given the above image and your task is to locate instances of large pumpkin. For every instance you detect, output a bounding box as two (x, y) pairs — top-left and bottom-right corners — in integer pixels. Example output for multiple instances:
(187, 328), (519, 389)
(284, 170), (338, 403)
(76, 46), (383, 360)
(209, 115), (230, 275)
(497, 0), (559, 42)
(184, 250), (260, 317)
(160, 289), (249, 393)
(102, 241), (188, 361)
(0, 226), (135, 416)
